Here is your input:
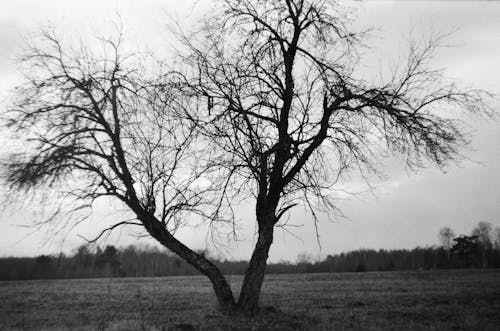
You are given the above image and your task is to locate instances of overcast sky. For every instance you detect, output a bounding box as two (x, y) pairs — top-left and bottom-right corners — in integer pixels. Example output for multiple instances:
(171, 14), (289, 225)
(0, 0), (499, 262)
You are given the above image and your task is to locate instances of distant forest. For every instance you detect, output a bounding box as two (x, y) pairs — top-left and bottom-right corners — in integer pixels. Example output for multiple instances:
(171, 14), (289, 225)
(1, 222), (499, 281)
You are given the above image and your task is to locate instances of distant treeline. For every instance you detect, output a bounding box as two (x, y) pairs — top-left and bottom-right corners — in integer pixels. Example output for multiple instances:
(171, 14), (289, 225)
(1, 237), (499, 281)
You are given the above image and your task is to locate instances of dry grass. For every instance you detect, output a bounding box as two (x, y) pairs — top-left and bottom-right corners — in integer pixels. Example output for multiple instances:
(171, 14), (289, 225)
(0, 269), (499, 330)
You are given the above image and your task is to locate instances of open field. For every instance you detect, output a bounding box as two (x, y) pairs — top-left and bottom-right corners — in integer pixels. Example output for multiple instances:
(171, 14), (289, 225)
(1, 269), (499, 330)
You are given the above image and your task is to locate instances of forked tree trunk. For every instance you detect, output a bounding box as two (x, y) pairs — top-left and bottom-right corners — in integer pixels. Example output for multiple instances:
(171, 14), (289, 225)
(237, 222), (274, 313)
(140, 213), (236, 310)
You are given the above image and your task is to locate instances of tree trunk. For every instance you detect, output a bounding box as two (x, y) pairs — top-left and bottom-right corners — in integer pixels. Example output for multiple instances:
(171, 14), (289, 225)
(140, 213), (236, 310)
(237, 223), (274, 313)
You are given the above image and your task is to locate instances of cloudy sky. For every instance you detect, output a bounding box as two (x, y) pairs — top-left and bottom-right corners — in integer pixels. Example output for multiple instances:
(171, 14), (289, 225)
(0, 0), (499, 262)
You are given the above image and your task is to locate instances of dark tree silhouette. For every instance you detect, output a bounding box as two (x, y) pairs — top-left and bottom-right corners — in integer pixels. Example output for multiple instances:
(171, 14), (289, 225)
(1, 30), (235, 309)
(170, 0), (490, 312)
(451, 235), (480, 267)
(1, 0), (492, 314)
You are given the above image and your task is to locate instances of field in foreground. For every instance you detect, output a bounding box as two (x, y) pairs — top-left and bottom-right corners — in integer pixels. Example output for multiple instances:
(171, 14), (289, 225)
(0, 269), (499, 330)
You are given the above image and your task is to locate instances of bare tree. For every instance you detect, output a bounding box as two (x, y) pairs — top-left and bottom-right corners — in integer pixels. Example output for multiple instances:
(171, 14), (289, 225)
(494, 227), (500, 250)
(2, 0), (493, 315)
(472, 221), (493, 249)
(471, 221), (494, 268)
(171, 0), (491, 312)
(439, 227), (456, 250)
(1, 30), (236, 308)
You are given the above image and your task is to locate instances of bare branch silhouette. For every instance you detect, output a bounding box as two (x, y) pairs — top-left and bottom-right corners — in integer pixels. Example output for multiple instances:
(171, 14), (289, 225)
(1, 28), (236, 309)
(1, 0), (494, 314)
(169, 0), (492, 312)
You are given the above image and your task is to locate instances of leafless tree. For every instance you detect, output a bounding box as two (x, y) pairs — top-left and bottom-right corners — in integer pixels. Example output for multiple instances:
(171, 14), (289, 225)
(170, 0), (491, 312)
(472, 221), (493, 248)
(494, 227), (500, 250)
(471, 221), (494, 268)
(1, 29), (236, 308)
(2, 0), (493, 315)
(439, 227), (456, 250)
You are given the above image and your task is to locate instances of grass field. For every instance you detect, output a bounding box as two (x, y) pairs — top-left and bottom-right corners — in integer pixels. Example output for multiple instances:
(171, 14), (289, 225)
(1, 269), (499, 330)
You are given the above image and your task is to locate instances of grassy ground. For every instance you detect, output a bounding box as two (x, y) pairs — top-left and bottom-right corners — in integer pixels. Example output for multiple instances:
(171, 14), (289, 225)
(0, 269), (499, 330)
